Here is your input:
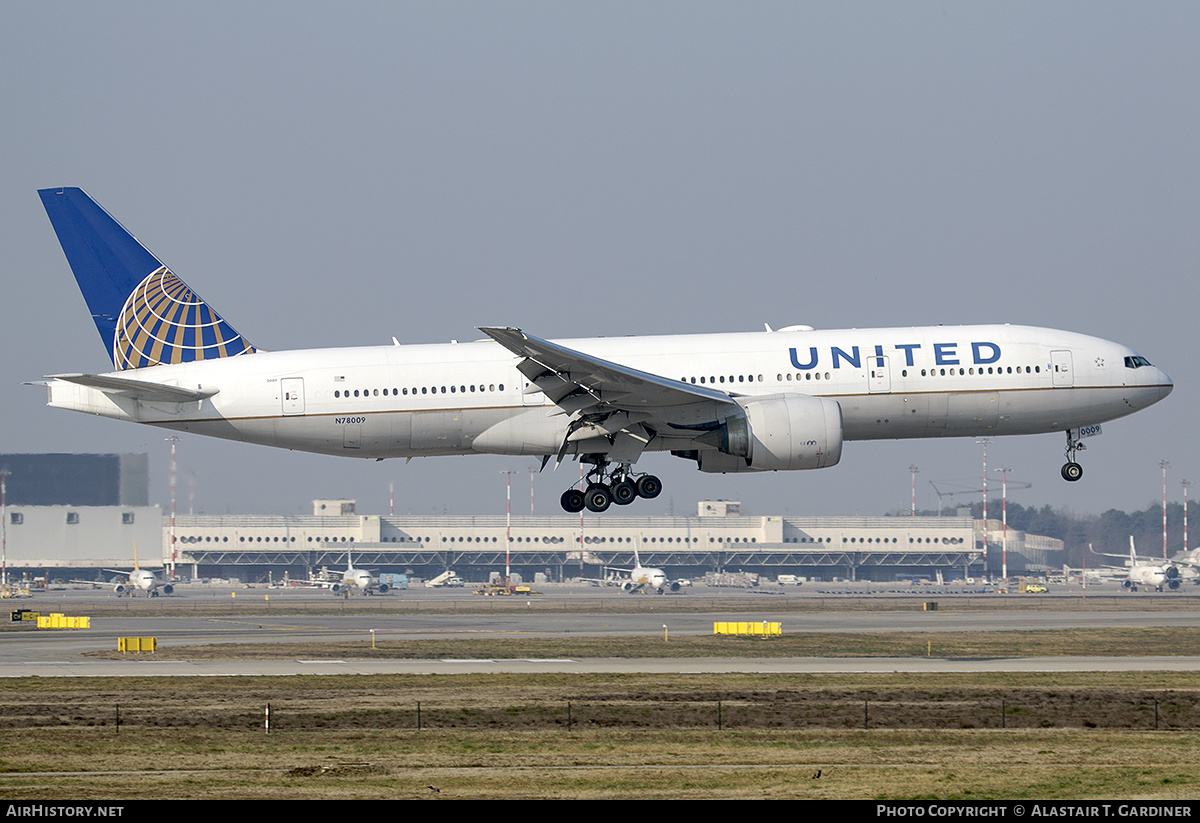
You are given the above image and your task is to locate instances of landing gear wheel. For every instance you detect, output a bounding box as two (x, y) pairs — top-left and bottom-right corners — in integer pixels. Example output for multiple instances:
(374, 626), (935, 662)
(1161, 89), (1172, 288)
(635, 475), (662, 499)
(561, 457), (663, 510)
(1061, 429), (1086, 483)
(584, 484), (612, 513)
(560, 489), (585, 513)
(611, 480), (637, 506)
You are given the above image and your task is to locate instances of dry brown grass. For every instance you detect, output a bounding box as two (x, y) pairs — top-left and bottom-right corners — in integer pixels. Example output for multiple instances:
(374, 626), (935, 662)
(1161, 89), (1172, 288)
(76, 626), (1200, 660)
(1, 672), (1200, 798)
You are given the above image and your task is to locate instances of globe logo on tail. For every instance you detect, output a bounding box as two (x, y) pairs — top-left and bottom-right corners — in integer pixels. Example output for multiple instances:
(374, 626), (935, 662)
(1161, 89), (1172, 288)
(113, 267), (255, 369)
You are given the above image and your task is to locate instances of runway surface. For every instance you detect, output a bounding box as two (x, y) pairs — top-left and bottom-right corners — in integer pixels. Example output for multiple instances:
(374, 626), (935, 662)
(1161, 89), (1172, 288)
(5, 583), (1200, 677)
(7, 656), (1200, 677)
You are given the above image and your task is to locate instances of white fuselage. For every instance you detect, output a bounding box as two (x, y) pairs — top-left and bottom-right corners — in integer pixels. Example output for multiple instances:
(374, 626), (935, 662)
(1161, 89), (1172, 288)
(133, 569), (157, 592)
(46, 324), (1172, 461)
(342, 567), (373, 590)
(631, 565), (669, 590)
(111, 568), (166, 596)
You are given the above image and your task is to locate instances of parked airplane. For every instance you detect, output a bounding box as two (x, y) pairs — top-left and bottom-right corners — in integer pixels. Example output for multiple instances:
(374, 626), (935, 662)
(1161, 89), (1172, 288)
(1172, 548), (1200, 584)
(1091, 538), (1183, 592)
(36, 187), (1173, 513)
(607, 541), (684, 594)
(313, 550), (390, 595)
(104, 544), (173, 597)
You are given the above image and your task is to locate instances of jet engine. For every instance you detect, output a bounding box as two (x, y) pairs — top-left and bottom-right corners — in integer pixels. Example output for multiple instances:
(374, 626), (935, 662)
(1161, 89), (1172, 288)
(692, 394), (843, 473)
(161, 583), (174, 595)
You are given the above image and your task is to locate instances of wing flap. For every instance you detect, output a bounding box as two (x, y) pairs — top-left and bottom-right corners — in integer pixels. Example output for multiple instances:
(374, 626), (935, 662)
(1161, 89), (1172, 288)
(480, 327), (736, 410)
(480, 326), (741, 465)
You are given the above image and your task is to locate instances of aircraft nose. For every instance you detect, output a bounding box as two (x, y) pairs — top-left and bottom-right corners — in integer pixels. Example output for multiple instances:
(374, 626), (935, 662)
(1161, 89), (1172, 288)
(1159, 369), (1174, 401)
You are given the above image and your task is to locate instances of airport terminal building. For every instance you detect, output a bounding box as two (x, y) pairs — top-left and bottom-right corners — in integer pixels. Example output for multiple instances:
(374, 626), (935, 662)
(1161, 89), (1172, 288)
(0, 455), (1061, 583)
(164, 500), (983, 583)
(0, 453), (161, 569)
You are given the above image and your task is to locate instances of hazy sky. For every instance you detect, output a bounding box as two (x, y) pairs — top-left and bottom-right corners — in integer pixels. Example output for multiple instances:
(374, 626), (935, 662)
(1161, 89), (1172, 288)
(2, 2), (1197, 519)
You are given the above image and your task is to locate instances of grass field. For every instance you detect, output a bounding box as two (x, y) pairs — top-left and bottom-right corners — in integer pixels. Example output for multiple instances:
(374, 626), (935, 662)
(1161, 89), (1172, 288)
(1, 671), (1199, 799)
(0, 671), (1195, 801)
(76, 626), (1200, 660)
(5, 599), (1200, 799)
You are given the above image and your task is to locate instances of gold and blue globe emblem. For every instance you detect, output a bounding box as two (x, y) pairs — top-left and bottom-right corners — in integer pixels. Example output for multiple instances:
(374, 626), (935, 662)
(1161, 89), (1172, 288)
(113, 267), (255, 369)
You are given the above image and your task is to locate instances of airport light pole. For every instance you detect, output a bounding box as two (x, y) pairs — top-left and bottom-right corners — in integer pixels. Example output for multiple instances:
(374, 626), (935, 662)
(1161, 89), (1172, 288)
(1, 468), (8, 590)
(501, 470), (514, 582)
(1162, 460), (1171, 560)
(577, 461), (584, 563)
(909, 465), (919, 517)
(977, 439), (990, 580)
(1183, 479), (1191, 555)
(166, 437), (178, 580)
(995, 468), (1012, 585)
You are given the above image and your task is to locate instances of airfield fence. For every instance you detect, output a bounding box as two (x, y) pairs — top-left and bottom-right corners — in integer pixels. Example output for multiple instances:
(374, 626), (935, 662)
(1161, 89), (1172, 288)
(7, 694), (1200, 732)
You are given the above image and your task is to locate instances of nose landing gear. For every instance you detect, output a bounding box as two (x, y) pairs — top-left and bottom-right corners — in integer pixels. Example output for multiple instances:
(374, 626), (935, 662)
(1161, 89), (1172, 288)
(1061, 429), (1085, 482)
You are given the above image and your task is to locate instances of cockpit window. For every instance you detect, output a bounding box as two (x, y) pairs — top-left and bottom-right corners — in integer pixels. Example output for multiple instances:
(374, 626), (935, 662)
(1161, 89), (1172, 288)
(1124, 355), (1153, 369)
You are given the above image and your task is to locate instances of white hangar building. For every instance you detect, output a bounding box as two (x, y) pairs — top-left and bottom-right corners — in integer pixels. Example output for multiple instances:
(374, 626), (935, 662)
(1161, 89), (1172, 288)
(164, 500), (987, 583)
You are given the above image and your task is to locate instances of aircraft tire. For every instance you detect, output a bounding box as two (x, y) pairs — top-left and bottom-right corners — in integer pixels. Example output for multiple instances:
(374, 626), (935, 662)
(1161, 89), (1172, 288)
(636, 475), (663, 499)
(611, 481), (637, 505)
(560, 489), (585, 513)
(584, 484), (612, 513)
(1061, 462), (1083, 482)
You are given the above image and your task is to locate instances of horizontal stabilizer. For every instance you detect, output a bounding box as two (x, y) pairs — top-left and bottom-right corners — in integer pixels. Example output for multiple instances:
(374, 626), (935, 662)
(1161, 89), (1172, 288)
(47, 373), (219, 403)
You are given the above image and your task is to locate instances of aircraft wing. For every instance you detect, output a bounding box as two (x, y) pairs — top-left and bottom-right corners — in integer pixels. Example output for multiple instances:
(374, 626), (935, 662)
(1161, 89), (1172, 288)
(480, 327), (740, 462)
(46, 373), (219, 403)
(480, 327), (737, 410)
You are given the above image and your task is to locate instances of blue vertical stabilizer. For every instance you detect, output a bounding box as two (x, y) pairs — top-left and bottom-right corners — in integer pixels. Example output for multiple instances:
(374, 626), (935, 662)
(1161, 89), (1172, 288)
(39, 187), (254, 370)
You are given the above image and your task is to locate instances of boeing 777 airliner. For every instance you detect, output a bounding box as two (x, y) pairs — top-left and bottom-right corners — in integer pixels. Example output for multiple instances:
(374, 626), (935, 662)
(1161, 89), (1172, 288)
(36, 188), (1173, 513)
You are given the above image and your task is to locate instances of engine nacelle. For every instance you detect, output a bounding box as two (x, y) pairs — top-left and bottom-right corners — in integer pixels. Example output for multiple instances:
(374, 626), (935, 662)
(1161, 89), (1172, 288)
(694, 394), (843, 472)
(1167, 579), (1181, 590)
(376, 583), (390, 594)
(1166, 566), (1180, 579)
(161, 583), (174, 596)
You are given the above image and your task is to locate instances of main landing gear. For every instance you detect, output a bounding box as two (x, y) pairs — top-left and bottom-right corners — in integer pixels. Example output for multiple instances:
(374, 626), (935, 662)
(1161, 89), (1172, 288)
(1061, 429), (1085, 482)
(560, 459), (662, 513)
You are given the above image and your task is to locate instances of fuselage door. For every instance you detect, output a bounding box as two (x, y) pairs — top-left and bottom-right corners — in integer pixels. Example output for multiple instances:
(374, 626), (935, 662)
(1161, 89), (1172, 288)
(281, 377), (305, 415)
(868, 355), (891, 394)
(521, 379), (543, 406)
(1051, 350), (1073, 387)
